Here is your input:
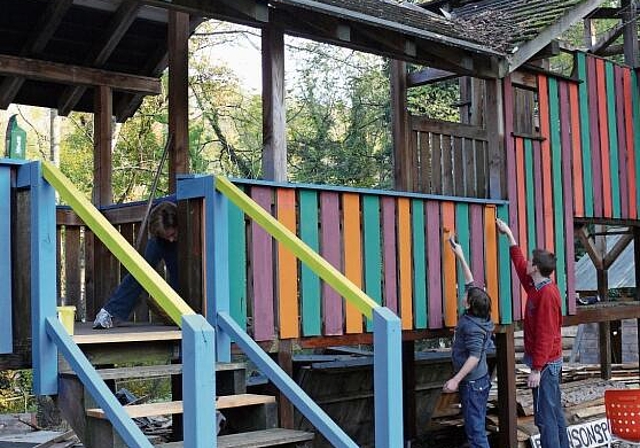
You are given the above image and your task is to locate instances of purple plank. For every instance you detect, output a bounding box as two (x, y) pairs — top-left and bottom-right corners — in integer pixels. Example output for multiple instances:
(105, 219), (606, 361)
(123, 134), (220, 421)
(469, 204), (485, 288)
(381, 197), (398, 313)
(533, 140), (545, 247)
(615, 66), (629, 219)
(426, 201), (443, 329)
(250, 187), (275, 341)
(587, 56), (603, 216)
(320, 192), (343, 335)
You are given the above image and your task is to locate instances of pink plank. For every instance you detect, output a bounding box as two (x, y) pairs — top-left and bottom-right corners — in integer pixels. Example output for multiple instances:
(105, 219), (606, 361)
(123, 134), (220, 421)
(615, 66), (629, 219)
(469, 204), (485, 287)
(381, 197), (398, 313)
(533, 140), (545, 247)
(426, 201), (443, 329)
(250, 187), (275, 341)
(587, 56), (603, 216)
(320, 192), (343, 335)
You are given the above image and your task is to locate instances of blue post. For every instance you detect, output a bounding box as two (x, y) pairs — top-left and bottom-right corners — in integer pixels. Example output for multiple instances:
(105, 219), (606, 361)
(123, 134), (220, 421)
(0, 166), (12, 354)
(373, 307), (404, 448)
(182, 314), (216, 448)
(25, 162), (58, 395)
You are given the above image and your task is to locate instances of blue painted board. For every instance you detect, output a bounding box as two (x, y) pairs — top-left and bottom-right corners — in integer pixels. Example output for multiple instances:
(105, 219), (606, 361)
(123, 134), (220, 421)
(0, 167), (12, 354)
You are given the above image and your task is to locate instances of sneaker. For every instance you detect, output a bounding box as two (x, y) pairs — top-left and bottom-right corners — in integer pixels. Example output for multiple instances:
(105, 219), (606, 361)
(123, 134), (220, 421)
(93, 308), (114, 329)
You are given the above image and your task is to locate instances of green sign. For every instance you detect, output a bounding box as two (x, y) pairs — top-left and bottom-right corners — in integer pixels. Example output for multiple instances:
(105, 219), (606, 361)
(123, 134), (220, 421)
(5, 115), (27, 159)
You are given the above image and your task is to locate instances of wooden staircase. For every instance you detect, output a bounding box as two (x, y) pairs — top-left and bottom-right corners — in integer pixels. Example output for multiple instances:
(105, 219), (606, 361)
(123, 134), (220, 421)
(58, 323), (314, 448)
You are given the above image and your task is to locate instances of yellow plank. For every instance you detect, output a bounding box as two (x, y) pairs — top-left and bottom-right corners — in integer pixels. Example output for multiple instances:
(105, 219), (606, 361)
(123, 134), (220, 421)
(343, 193), (363, 334)
(277, 189), (299, 338)
(484, 207), (500, 323)
(397, 198), (413, 330)
(442, 202), (457, 327)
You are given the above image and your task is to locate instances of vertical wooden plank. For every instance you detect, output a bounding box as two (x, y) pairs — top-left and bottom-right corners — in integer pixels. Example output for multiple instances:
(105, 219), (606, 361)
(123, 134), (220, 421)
(431, 134), (443, 195)
(504, 77), (519, 243)
(411, 199), (427, 329)
(614, 66), (628, 219)
(442, 135), (453, 195)
(524, 140), (536, 251)
(453, 137), (464, 196)
(363, 195), (383, 314)
(485, 206), (500, 324)
(381, 197), (398, 314)
(426, 201), (442, 329)
(532, 141), (545, 252)
(0, 167), (12, 354)
(391, 60), (410, 191)
(455, 203), (470, 317)
(299, 190), (321, 336)
(320, 192), (342, 336)
(441, 202), (456, 328)
(419, 132), (431, 194)
(514, 137), (527, 320)
(576, 53), (594, 217)
(397, 197), (413, 330)
(553, 81), (568, 314)
(538, 75), (554, 251)
(597, 59), (613, 218)
(464, 138), (477, 197)
(561, 115), (577, 316)
(633, 71), (640, 214)
(469, 204), (485, 285)
(606, 62), (621, 218)
(587, 56), (603, 216)
(228, 198), (247, 330)
(623, 69), (637, 218)
(250, 187), (275, 341)
(569, 82), (585, 217)
(93, 86), (112, 205)
(277, 188), (298, 339)
(64, 228), (81, 311)
(343, 193), (363, 334)
(497, 206), (512, 324)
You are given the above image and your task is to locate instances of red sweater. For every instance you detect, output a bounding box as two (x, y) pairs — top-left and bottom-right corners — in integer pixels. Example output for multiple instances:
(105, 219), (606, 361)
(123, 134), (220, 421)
(510, 246), (563, 370)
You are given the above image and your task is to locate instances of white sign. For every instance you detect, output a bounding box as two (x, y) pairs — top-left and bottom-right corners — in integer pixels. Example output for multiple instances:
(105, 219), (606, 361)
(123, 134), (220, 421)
(530, 418), (610, 448)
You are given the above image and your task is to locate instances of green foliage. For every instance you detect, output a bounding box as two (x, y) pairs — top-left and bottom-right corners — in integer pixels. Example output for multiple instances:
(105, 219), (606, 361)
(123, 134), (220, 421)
(0, 370), (36, 413)
(407, 80), (460, 122)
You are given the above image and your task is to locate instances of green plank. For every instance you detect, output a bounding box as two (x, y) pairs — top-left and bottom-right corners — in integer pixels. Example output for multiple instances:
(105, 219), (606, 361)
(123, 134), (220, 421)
(548, 78), (567, 314)
(606, 62), (621, 218)
(454, 203), (470, 317)
(363, 195), (382, 331)
(299, 190), (322, 336)
(497, 206), (512, 324)
(633, 71), (640, 213)
(577, 53), (594, 217)
(524, 139), (536, 252)
(228, 198), (247, 330)
(411, 199), (427, 329)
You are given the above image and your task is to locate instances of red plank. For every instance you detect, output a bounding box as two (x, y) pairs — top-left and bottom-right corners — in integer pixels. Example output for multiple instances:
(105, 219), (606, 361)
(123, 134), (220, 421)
(320, 192), (343, 336)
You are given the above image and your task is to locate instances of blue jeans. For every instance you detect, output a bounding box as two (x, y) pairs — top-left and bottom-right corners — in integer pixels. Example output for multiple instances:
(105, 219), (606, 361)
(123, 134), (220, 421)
(102, 237), (178, 321)
(459, 373), (491, 448)
(532, 360), (570, 448)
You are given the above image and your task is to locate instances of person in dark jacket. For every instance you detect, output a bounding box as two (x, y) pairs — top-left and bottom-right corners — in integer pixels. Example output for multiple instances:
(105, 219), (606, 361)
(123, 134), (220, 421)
(443, 236), (494, 448)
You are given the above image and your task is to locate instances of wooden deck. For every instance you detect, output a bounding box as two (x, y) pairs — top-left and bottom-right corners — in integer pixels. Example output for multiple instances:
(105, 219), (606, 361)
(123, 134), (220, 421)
(72, 322), (181, 345)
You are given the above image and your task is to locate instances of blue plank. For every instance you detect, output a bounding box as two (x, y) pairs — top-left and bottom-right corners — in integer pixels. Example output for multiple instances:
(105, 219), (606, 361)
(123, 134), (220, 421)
(211, 180), (230, 362)
(45, 318), (152, 448)
(411, 199), (427, 329)
(227, 198), (247, 330)
(0, 167), (12, 354)
(373, 307), (404, 448)
(454, 203), (470, 316)
(217, 312), (358, 448)
(497, 206), (512, 324)
(182, 315), (216, 448)
(27, 162), (57, 395)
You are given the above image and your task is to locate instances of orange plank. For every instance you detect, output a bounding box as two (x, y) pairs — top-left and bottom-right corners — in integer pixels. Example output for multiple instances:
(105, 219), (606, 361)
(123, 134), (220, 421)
(397, 198), (413, 330)
(343, 193), (364, 334)
(538, 75), (554, 251)
(483, 207), (500, 323)
(277, 189), (299, 338)
(596, 59), (612, 217)
(623, 69), (637, 218)
(515, 138), (528, 318)
(569, 83), (585, 217)
(441, 202), (457, 328)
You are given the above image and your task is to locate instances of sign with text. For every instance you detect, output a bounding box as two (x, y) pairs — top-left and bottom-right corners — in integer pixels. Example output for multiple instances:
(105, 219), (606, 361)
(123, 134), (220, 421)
(530, 418), (610, 448)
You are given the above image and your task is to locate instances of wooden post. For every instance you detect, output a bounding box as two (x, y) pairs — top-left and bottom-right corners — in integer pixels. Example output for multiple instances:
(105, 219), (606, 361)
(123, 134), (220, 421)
(93, 85), (112, 206)
(496, 325), (518, 448)
(262, 24), (287, 182)
(634, 227), (640, 378)
(485, 79), (505, 200)
(277, 339), (295, 429)
(168, 10), (190, 193)
(622, 0), (639, 68)
(402, 340), (416, 443)
(391, 60), (411, 191)
(595, 226), (612, 379)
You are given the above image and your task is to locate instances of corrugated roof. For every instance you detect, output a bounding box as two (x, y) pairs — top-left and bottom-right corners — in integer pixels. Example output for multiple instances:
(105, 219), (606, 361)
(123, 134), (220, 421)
(575, 235), (636, 291)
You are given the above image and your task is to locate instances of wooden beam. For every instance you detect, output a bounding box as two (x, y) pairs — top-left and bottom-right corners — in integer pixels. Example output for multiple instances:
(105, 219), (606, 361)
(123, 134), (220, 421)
(0, 0), (74, 108)
(603, 232), (633, 269)
(507, 0), (604, 72)
(261, 24), (287, 182)
(0, 54), (161, 95)
(168, 10), (190, 193)
(58, 0), (142, 116)
(407, 68), (457, 87)
(93, 86), (113, 206)
(586, 6), (622, 19)
(496, 325), (518, 448)
(590, 21), (626, 55)
(622, 0), (639, 67)
(486, 78), (505, 199)
(576, 225), (604, 270)
(391, 60), (411, 191)
(146, 0), (268, 24)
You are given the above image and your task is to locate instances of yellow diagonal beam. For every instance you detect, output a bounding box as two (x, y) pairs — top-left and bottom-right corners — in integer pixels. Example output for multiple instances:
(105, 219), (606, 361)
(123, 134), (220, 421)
(42, 161), (194, 326)
(215, 176), (378, 319)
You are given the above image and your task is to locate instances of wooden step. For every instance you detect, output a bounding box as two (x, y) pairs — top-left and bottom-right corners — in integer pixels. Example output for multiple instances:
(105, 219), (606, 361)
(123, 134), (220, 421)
(60, 361), (246, 381)
(86, 394), (276, 419)
(158, 428), (314, 448)
(72, 323), (182, 345)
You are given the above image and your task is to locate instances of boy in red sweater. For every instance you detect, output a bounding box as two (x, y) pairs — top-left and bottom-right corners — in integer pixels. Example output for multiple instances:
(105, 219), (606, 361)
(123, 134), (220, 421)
(496, 218), (569, 448)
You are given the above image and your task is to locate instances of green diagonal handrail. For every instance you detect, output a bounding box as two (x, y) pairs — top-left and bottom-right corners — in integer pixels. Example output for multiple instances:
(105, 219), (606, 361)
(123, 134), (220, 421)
(215, 176), (378, 319)
(42, 161), (194, 326)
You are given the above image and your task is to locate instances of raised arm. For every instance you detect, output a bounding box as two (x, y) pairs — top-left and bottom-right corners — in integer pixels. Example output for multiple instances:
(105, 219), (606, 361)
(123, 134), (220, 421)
(449, 236), (473, 284)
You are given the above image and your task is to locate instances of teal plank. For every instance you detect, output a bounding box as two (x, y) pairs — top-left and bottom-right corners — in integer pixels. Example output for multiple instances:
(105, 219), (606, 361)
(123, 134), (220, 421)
(577, 53), (594, 217)
(524, 139), (536, 252)
(633, 71), (640, 213)
(411, 199), (427, 329)
(454, 203), (470, 316)
(548, 79), (567, 314)
(228, 197), (247, 330)
(363, 195), (382, 332)
(299, 190), (321, 336)
(0, 167), (12, 354)
(497, 206), (512, 324)
(606, 62), (621, 218)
